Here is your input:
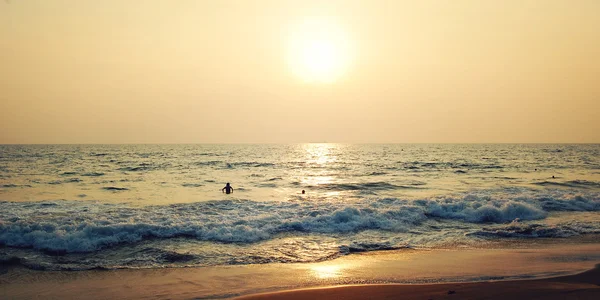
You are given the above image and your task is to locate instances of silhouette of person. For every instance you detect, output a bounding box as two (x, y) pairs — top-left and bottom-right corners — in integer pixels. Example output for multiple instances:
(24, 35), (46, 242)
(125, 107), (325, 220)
(301, 190), (305, 194)
(222, 183), (234, 194)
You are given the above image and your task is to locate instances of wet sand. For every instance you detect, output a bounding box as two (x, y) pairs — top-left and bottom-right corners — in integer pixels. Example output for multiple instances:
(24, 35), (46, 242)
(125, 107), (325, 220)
(235, 265), (600, 300)
(2, 241), (600, 299)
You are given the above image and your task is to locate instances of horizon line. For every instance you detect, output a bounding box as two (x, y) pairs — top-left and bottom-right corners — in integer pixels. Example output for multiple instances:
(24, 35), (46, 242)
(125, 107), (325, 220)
(1, 142), (599, 145)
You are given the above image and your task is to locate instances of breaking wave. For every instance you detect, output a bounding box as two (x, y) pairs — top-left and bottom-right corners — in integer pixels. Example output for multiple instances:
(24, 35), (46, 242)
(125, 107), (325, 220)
(467, 219), (600, 238)
(1, 192), (598, 254)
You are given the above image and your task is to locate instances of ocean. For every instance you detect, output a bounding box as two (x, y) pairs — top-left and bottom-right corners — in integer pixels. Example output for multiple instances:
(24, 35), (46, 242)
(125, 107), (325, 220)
(1, 144), (599, 271)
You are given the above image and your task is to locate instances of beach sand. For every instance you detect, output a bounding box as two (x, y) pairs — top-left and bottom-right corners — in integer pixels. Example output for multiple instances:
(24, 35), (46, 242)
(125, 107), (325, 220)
(235, 265), (600, 300)
(2, 240), (600, 299)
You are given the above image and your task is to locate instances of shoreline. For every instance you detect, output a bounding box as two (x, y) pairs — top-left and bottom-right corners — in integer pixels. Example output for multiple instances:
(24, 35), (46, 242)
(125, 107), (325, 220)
(2, 241), (600, 299)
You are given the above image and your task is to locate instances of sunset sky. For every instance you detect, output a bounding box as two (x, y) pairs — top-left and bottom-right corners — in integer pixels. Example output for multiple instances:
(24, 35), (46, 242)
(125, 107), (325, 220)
(1, 0), (598, 143)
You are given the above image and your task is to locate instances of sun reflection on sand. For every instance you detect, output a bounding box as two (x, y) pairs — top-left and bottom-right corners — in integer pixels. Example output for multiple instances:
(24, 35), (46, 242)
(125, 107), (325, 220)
(310, 264), (344, 279)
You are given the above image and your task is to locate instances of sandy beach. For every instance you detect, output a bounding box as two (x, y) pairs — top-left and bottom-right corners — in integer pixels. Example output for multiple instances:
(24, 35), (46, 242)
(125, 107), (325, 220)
(236, 265), (600, 300)
(2, 239), (600, 299)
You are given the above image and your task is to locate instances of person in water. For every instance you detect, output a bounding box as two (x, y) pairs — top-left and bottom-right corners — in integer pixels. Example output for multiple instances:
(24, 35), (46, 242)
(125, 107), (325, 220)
(222, 183), (234, 194)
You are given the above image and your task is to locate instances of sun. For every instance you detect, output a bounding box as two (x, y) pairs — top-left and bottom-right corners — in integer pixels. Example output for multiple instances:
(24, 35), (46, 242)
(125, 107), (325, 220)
(287, 19), (353, 83)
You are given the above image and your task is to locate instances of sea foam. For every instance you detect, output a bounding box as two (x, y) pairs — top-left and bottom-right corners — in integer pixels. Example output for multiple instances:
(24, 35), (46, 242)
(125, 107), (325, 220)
(1, 191), (598, 254)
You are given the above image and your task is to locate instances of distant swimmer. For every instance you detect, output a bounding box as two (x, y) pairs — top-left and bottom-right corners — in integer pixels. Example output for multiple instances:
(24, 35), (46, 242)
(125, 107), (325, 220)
(222, 183), (234, 194)
(301, 190), (305, 194)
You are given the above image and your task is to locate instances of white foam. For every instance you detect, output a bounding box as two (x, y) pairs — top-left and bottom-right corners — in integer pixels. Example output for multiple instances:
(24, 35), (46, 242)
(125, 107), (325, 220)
(1, 190), (599, 253)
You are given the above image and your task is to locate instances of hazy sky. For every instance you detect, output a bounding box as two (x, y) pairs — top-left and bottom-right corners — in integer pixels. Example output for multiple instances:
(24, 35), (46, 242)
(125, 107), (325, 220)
(1, 0), (599, 143)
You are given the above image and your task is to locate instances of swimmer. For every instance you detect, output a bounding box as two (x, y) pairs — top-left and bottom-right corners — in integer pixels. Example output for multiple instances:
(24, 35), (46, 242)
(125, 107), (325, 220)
(222, 182), (234, 194)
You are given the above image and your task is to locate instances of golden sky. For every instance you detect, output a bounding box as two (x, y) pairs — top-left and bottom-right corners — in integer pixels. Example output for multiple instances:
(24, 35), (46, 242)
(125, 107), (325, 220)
(1, 0), (599, 143)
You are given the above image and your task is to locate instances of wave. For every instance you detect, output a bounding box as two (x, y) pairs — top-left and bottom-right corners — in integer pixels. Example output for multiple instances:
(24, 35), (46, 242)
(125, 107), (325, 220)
(0, 201), (423, 253)
(533, 180), (600, 189)
(182, 183), (202, 188)
(192, 161), (275, 169)
(131, 247), (196, 263)
(117, 162), (168, 172)
(60, 172), (78, 176)
(365, 172), (388, 176)
(0, 238), (408, 271)
(48, 178), (84, 185)
(1, 192), (598, 254)
(306, 182), (417, 191)
(419, 200), (547, 223)
(81, 172), (105, 177)
(195, 152), (222, 156)
(466, 219), (600, 239)
(257, 183), (277, 188)
(1, 184), (32, 188)
(538, 195), (600, 211)
(118, 166), (153, 172)
(396, 162), (504, 171)
(90, 153), (108, 157)
(236, 162), (275, 167)
(194, 160), (222, 166)
(102, 187), (129, 191)
(340, 242), (408, 254)
(225, 162), (276, 169)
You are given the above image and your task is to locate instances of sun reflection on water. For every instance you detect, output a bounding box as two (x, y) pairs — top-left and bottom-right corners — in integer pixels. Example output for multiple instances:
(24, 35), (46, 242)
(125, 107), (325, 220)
(302, 143), (339, 166)
(299, 143), (341, 187)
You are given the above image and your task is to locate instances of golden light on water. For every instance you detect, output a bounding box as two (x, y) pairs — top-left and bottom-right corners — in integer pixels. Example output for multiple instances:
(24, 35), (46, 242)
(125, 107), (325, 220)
(299, 143), (342, 196)
(286, 19), (353, 83)
(303, 143), (338, 166)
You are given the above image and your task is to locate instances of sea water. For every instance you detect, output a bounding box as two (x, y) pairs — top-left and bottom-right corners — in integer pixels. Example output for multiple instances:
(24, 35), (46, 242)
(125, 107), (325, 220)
(0, 144), (599, 270)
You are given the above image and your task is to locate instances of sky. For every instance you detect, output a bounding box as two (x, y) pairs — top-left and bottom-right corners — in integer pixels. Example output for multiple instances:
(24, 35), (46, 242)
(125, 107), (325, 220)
(1, 0), (599, 143)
